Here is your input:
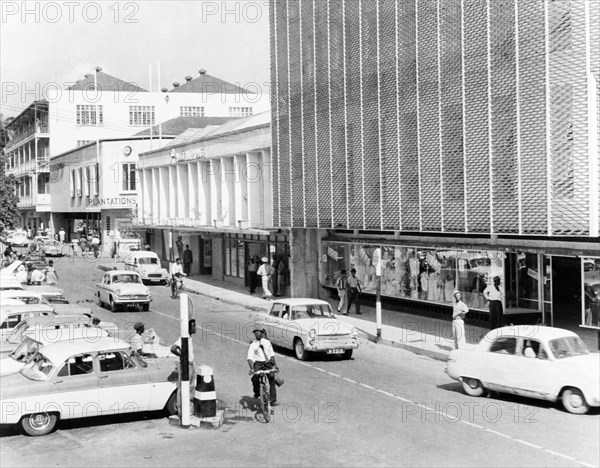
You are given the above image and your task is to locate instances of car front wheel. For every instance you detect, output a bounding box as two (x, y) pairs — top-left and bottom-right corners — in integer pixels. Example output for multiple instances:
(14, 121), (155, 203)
(97, 293), (104, 308)
(461, 377), (484, 397)
(342, 349), (353, 360)
(165, 391), (178, 416)
(294, 338), (309, 361)
(21, 412), (58, 436)
(561, 387), (590, 414)
(110, 296), (118, 312)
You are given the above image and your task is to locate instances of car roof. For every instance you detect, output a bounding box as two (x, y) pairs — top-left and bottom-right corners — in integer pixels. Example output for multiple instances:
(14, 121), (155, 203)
(484, 325), (578, 342)
(25, 285), (64, 294)
(270, 298), (331, 307)
(1, 290), (43, 299)
(40, 337), (131, 365)
(19, 314), (91, 327)
(107, 270), (141, 275)
(1, 305), (56, 322)
(27, 326), (109, 345)
(129, 251), (158, 258)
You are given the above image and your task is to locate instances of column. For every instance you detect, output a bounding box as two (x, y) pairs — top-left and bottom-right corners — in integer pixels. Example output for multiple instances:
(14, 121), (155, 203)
(246, 151), (263, 227)
(176, 163), (189, 221)
(168, 165), (177, 223)
(189, 162), (199, 221)
(221, 157), (235, 227)
(209, 159), (221, 225)
(261, 149), (273, 228)
(235, 154), (248, 227)
(151, 168), (159, 224)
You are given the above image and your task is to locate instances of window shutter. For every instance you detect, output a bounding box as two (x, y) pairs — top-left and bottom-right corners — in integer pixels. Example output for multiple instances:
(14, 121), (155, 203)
(69, 169), (74, 197)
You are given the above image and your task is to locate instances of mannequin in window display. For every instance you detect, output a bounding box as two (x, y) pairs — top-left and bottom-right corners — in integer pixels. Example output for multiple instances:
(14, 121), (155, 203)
(420, 268), (429, 300)
(401, 271), (412, 297)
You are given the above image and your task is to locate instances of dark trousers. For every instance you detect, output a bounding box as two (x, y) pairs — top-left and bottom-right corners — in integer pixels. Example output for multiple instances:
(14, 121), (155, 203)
(489, 300), (504, 330)
(248, 271), (258, 293)
(183, 263), (191, 275)
(347, 287), (361, 314)
(251, 361), (276, 404)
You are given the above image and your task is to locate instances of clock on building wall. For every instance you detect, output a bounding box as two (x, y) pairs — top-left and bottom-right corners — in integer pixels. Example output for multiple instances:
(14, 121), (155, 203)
(123, 146), (132, 156)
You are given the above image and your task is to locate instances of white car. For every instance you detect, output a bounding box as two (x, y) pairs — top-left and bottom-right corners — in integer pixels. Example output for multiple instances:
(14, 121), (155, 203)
(123, 251), (169, 285)
(445, 325), (600, 414)
(1, 290), (51, 306)
(0, 304), (57, 341)
(7, 231), (29, 247)
(252, 298), (359, 360)
(0, 324), (109, 376)
(0, 338), (178, 436)
(96, 270), (151, 311)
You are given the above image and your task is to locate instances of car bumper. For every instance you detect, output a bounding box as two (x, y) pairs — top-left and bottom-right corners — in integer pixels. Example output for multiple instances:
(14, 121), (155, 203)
(114, 298), (151, 304)
(305, 340), (359, 352)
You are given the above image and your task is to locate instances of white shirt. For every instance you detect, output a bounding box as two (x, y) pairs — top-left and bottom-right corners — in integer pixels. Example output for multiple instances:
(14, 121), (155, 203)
(171, 263), (184, 276)
(30, 270), (45, 283)
(173, 337), (195, 362)
(247, 338), (274, 362)
(131, 333), (144, 352)
(452, 300), (469, 320)
(483, 284), (503, 301)
(257, 264), (272, 277)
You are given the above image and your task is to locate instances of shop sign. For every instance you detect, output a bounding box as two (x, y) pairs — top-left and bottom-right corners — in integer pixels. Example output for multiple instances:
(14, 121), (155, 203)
(87, 196), (137, 209)
(426, 252), (441, 272)
(171, 147), (206, 162)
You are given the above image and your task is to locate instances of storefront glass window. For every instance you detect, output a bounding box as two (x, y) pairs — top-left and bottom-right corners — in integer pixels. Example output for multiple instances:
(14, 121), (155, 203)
(322, 242), (505, 310)
(225, 239), (245, 278)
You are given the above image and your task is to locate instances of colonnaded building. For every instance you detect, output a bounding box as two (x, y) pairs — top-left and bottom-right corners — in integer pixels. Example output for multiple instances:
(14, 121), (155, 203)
(269, 0), (599, 336)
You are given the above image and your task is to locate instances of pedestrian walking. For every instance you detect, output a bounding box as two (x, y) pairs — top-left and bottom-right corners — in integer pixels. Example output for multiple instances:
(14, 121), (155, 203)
(45, 260), (59, 286)
(257, 257), (274, 300)
(452, 290), (469, 349)
(277, 257), (288, 296)
(175, 236), (184, 260)
(71, 238), (78, 257)
(79, 236), (88, 256)
(346, 268), (362, 314)
(336, 270), (349, 314)
(483, 276), (504, 330)
(247, 257), (258, 294)
(91, 234), (100, 258)
(183, 244), (193, 276)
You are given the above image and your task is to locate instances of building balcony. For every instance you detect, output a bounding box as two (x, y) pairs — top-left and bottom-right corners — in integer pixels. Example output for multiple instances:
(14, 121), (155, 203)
(6, 124), (49, 150)
(16, 193), (51, 211)
(6, 160), (36, 177)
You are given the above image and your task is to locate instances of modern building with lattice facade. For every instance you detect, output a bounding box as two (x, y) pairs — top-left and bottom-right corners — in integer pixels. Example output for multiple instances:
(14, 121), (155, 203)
(269, 0), (600, 334)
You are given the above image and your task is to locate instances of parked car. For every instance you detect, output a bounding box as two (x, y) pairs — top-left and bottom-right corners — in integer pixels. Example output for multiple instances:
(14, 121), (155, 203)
(0, 326), (109, 377)
(25, 285), (69, 304)
(251, 298), (359, 360)
(1, 290), (51, 306)
(124, 251), (169, 285)
(96, 270), (151, 312)
(40, 239), (63, 257)
(33, 235), (50, 251)
(7, 231), (29, 247)
(0, 314), (95, 354)
(0, 337), (179, 436)
(0, 304), (56, 341)
(0, 275), (24, 292)
(445, 325), (600, 414)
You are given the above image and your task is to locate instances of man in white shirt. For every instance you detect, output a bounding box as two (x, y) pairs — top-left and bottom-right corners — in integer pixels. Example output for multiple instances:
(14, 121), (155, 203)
(30, 267), (45, 285)
(170, 258), (186, 298)
(483, 276), (504, 330)
(131, 322), (158, 358)
(256, 257), (274, 300)
(247, 326), (278, 405)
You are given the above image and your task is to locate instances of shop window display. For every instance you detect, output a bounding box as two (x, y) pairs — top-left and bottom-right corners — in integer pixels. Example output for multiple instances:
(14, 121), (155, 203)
(322, 242), (505, 311)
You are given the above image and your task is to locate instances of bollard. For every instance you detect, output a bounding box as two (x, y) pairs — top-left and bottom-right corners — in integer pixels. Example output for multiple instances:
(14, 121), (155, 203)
(194, 365), (216, 418)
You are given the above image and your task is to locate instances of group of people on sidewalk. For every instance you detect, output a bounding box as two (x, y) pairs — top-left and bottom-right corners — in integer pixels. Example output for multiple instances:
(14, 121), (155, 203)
(335, 269), (363, 315)
(247, 255), (288, 300)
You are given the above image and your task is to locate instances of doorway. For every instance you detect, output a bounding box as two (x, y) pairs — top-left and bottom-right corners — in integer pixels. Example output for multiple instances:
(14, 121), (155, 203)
(551, 256), (581, 329)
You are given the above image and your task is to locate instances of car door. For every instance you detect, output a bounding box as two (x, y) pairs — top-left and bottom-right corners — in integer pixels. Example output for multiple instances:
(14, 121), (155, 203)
(96, 350), (151, 414)
(512, 338), (556, 399)
(264, 304), (285, 346)
(477, 337), (519, 392)
(51, 352), (100, 419)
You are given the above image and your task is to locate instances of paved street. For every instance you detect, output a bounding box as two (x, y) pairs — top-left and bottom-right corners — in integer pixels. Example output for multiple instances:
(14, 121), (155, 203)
(1, 257), (599, 467)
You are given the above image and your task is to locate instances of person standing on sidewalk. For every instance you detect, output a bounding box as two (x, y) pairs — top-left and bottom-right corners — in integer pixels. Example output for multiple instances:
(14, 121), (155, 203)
(484, 276), (504, 330)
(336, 270), (349, 314)
(247, 257), (258, 294)
(452, 290), (469, 349)
(346, 268), (362, 314)
(257, 257), (274, 300)
(183, 244), (193, 276)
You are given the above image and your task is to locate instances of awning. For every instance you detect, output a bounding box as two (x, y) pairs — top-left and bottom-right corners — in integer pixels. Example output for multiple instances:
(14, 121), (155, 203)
(135, 224), (280, 236)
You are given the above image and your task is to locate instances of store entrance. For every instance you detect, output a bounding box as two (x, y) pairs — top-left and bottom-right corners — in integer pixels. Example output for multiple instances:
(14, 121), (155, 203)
(551, 256), (581, 329)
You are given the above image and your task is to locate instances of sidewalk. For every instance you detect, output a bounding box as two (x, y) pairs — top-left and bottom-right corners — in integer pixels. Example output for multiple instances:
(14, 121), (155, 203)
(99, 262), (490, 361)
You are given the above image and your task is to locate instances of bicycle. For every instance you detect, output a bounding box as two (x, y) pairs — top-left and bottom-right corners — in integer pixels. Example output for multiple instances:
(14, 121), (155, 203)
(252, 369), (275, 422)
(171, 274), (184, 299)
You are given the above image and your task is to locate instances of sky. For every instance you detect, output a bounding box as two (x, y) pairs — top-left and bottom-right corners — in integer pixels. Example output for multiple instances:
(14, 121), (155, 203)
(0, 0), (271, 117)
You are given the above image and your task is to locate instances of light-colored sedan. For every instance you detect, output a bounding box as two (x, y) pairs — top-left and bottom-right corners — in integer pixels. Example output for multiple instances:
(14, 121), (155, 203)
(7, 231), (29, 247)
(0, 304), (56, 341)
(40, 239), (63, 257)
(252, 298), (359, 360)
(123, 251), (169, 285)
(0, 337), (178, 436)
(96, 270), (151, 312)
(445, 325), (600, 414)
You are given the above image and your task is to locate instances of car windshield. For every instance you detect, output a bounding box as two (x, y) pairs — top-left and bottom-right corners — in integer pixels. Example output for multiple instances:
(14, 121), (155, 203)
(45, 241), (59, 246)
(113, 274), (141, 284)
(11, 296), (41, 305)
(138, 257), (158, 265)
(20, 353), (54, 381)
(9, 337), (40, 363)
(7, 321), (31, 342)
(548, 336), (589, 359)
(292, 304), (335, 319)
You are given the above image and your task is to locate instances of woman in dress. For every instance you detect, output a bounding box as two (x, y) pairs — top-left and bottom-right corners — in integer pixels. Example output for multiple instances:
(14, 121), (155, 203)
(45, 260), (59, 285)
